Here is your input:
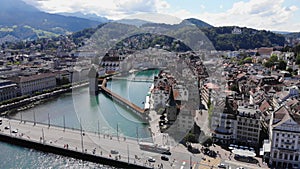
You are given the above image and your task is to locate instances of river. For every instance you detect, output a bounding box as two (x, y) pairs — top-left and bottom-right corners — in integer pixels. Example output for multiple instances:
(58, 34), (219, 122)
(1, 69), (159, 168)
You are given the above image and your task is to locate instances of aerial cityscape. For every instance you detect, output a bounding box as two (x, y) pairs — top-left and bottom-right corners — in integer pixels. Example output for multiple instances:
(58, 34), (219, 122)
(0, 0), (300, 169)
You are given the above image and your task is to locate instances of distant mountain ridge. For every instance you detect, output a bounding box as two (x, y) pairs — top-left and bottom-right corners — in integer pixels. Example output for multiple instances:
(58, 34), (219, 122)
(0, 0), (102, 41)
(58, 12), (110, 23)
(0, 1), (292, 50)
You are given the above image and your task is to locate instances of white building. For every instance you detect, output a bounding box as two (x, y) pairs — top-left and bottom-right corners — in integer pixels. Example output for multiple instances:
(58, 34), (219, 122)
(151, 88), (169, 109)
(269, 106), (300, 169)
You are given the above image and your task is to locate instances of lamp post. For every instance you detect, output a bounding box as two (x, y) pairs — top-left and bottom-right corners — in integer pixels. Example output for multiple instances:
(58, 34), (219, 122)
(127, 144), (129, 165)
(97, 120), (100, 139)
(136, 126), (139, 142)
(117, 123), (119, 141)
(48, 113), (50, 128)
(63, 115), (65, 132)
(33, 111), (36, 126)
(80, 118), (84, 153)
(42, 128), (45, 144)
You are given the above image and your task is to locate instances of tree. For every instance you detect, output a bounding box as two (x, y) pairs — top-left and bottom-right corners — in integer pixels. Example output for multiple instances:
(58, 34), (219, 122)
(296, 54), (300, 65)
(277, 60), (287, 70)
(243, 57), (253, 63)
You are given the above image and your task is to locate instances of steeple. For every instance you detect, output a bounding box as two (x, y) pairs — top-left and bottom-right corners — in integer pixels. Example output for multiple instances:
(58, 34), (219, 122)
(167, 87), (176, 107)
(166, 86), (177, 122)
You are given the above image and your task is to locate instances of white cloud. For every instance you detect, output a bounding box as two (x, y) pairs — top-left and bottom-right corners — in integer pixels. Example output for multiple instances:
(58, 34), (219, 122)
(23, 0), (170, 20)
(206, 0), (298, 31)
(22, 0), (299, 31)
(168, 0), (299, 32)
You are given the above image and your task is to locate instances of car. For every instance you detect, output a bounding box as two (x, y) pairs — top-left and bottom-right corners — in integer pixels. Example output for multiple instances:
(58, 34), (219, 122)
(110, 150), (119, 154)
(162, 151), (171, 155)
(236, 167), (244, 169)
(4, 126), (9, 130)
(161, 155), (169, 161)
(148, 157), (156, 162)
(12, 129), (18, 133)
(218, 163), (227, 168)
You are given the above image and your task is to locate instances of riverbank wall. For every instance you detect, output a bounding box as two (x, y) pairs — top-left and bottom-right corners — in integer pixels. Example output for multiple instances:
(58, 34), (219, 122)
(0, 83), (88, 116)
(0, 132), (150, 169)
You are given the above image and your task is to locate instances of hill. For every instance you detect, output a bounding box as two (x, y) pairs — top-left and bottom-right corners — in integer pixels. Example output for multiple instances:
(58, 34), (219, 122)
(180, 18), (213, 28)
(0, 0), (101, 41)
(200, 26), (285, 50)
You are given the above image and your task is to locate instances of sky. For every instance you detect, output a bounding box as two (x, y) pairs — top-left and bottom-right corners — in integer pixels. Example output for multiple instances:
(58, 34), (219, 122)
(23, 0), (300, 32)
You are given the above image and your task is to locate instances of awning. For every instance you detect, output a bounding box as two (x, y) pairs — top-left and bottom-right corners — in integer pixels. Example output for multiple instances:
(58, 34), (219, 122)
(232, 149), (256, 157)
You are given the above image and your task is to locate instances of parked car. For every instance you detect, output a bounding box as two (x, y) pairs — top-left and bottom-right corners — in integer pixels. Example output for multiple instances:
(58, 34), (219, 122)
(162, 151), (171, 155)
(110, 150), (119, 154)
(161, 155), (169, 161)
(148, 157), (156, 162)
(218, 163), (226, 168)
(12, 129), (18, 133)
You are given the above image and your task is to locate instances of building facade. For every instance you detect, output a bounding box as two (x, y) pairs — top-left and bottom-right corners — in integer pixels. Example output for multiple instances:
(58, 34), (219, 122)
(9, 73), (56, 96)
(269, 106), (300, 169)
(0, 80), (18, 101)
(236, 105), (262, 147)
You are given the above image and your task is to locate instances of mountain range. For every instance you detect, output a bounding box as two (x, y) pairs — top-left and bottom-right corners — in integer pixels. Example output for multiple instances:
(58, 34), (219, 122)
(0, 0), (101, 40)
(0, 0), (299, 51)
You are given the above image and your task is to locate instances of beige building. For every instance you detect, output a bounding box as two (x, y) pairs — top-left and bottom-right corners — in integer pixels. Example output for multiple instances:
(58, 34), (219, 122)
(0, 80), (18, 101)
(9, 73), (56, 96)
(236, 105), (262, 147)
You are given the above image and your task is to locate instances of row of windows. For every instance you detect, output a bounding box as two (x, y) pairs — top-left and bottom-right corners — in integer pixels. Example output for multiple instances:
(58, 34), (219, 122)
(276, 133), (298, 138)
(274, 144), (296, 149)
(238, 118), (258, 123)
(236, 136), (258, 142)
(237, 132), (259, 137)
(237, 127), (259, 132)
(273, 152), (299, 161)
(237, 122), (259, 128)
(275, 139), (296, 144)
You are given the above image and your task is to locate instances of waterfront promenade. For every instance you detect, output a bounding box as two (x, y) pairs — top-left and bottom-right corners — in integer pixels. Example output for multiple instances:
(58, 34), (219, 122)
(0, 117), (157, 168)
(0, 117), (225, 169)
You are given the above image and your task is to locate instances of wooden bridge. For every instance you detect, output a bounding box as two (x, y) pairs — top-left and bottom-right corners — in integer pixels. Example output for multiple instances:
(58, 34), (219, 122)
(100, 79), (148, 121)
(110, 76), (154, 83)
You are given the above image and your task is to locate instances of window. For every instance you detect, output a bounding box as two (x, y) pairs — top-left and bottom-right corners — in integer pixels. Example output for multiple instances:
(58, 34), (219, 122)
(274, 152), (277, 158)
(295, 155), (299, 161)
(285, 154), (288, 160)
(279, 153), (283, 159)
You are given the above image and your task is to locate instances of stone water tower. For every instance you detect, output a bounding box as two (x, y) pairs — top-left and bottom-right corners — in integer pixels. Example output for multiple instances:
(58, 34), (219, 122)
(88, 65), (99, 95)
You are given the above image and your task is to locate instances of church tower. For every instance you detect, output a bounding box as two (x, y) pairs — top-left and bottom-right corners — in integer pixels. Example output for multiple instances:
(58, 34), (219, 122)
(166, 86), (177, 122)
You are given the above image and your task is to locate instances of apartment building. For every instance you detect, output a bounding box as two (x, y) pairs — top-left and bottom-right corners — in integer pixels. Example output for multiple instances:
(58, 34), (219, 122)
(236, 105), (262, 147)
